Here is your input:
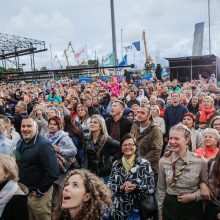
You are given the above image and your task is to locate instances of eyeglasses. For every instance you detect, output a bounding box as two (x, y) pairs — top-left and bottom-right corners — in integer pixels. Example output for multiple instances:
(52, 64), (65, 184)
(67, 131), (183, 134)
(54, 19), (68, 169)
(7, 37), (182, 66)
(213, 123), (220, 126)
(122, 143), (135, 147)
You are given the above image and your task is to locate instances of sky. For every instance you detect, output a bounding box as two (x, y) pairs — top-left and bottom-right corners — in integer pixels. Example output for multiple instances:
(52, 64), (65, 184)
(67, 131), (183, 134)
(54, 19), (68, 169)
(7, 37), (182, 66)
(0, 0), (220, 70)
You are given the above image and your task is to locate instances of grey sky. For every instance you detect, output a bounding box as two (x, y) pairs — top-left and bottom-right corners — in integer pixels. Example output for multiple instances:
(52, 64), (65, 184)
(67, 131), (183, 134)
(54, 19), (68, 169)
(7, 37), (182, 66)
(0, 0), (220, 70)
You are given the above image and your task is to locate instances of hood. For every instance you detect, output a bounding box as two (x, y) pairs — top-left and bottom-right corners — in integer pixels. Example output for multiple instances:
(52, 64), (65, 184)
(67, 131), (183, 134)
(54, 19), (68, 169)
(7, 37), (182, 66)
(123, 108), (134, 116)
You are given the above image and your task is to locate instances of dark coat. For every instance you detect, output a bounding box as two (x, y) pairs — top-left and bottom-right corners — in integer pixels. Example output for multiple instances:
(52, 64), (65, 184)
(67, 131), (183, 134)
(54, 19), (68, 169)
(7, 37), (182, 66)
(164, 104), (188, 136)
(13, 112), (28, 135)
(88, 105), (100, 117)
(83, 135), (120, 177)
(105, 116), (133, 142)
(0, 183), (29, 220)
(16, 134), (59, 194)
(0, 195), (29, 220)
(126, 99), (140, 108)
(107, 156), (155, 220)
(187, 100), (199, 115)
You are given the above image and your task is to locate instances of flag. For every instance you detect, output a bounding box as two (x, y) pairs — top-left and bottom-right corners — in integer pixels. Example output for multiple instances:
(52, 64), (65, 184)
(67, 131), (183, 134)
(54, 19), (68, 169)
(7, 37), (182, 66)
(100, 53), (115, 67)
(132, 41), (140, 51)
(75, 47), (87, 61)
(118, 54), (128, 67)
(124, 41), (141, 52)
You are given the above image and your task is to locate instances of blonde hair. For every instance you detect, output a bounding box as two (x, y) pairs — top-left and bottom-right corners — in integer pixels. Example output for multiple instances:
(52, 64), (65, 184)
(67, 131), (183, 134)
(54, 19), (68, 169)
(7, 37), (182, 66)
(90, 114), (109, 145)
(0, 155), (19, 182)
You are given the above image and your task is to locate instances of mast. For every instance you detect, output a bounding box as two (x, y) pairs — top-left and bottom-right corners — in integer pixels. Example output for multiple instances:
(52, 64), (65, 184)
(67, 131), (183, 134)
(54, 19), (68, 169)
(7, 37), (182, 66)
(208, 0), (211, 54)
(110, 0), (117, 67)
(142, 30), (148, 63)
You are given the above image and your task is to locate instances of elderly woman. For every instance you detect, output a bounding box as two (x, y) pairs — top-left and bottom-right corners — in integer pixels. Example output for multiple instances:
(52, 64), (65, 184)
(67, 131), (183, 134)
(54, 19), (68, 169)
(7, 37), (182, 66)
(182, 112), (203, 151)
(196, 96), (220, 129)
(108, 133), (155, 220)
(194, 128), (219, 160)
(151, 105), (165, 134)
(83, 114), (120, 182)
(0, 155), (29, 220)
(53, 169), (113, 220)
(158, 124), (208, 220)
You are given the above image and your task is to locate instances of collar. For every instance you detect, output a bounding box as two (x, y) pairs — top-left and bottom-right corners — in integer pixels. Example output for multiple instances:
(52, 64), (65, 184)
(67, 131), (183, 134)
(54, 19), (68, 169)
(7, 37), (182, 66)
(171, 149), (191, 164)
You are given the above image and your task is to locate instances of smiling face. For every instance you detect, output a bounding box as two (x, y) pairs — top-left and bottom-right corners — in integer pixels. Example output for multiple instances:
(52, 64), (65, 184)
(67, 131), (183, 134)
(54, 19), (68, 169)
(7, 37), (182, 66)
(62, 174), (90, 211)
(21, 118), (38, 142)
(203, 133), (218, 148)
(169, 130), (189, 154)
(121, 138), (137, 159)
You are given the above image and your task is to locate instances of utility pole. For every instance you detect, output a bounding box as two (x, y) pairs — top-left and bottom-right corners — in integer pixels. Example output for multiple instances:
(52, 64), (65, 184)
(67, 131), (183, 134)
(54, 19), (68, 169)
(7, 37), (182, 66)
(110, 0), (118, 67)
(208, 0), (211, 54)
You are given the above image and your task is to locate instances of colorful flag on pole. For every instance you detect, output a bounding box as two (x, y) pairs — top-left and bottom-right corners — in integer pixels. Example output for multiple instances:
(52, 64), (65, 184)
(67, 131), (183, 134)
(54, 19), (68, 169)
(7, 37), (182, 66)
(124, 41), (141, 52)
(118, 54), (128, 67)
(75, 47), (87, 61)
(100, 53), (115, 67)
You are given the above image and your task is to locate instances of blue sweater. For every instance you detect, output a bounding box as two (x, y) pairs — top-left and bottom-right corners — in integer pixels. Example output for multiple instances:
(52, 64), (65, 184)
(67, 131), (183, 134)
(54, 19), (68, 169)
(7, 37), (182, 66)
(164, 104), (188, 135)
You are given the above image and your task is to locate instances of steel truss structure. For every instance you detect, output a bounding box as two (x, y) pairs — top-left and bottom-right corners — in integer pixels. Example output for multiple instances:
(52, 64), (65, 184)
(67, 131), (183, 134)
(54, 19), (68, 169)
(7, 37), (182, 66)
(0, 33), (47, 70)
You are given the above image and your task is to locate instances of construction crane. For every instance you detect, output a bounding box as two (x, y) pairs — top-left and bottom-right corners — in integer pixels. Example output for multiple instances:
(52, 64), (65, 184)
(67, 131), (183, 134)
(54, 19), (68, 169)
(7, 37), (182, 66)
(142, 30), (154, 71)
(64, 49), (70, 67)
(54, 55), (63, 69)
(67, 41), (80, 65)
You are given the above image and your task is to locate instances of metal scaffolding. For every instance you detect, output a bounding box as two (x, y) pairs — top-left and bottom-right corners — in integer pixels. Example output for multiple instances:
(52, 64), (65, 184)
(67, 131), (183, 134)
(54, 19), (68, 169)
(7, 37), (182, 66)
(0, 33), (47, 70)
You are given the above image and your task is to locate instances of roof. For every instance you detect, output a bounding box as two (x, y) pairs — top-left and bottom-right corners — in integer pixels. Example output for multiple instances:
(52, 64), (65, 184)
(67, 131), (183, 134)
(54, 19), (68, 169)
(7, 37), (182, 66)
(165, 54), (218, 62)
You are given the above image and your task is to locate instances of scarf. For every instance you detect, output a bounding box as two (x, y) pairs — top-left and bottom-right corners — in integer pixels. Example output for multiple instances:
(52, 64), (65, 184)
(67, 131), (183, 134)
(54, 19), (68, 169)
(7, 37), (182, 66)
(46, 130), (63, 145)
(122, 155), (136, 174)
(0, 180), (18, 217)
(199, 105), (215, 123)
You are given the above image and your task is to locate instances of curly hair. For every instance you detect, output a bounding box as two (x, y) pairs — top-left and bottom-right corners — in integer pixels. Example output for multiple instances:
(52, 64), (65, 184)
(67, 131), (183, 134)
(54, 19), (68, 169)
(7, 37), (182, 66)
(53, 169), (113, 220)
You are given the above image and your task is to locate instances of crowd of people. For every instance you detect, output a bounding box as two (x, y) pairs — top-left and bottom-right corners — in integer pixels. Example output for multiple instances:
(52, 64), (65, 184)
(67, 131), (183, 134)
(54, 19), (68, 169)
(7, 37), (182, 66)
(0, 74), (220, 220)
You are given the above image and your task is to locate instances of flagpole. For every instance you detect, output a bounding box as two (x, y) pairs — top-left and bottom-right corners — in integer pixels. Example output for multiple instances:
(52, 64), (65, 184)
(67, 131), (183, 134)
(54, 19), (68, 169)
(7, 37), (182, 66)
(50, 43), (54, 70)
(121, 28), (123, 60)
(134, 52), (136, 74)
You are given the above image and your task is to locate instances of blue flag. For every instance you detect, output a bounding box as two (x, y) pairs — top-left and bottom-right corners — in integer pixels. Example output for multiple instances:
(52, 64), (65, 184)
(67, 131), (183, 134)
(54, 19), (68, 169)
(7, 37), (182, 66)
(118, 54), (128, 67)
(132, 41), (140, 51)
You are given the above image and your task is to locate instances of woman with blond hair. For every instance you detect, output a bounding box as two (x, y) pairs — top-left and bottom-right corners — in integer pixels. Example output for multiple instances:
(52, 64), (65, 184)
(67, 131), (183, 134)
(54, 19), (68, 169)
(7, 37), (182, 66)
(53, 169), (113, 220)
(83, 114), (120, 182)
(0, 155), (29, 220)
(158, 124), (208, 220)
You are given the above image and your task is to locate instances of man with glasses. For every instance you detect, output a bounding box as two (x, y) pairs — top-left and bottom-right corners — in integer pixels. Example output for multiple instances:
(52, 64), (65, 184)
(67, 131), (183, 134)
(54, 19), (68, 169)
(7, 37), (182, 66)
(13, 101), (28, 135)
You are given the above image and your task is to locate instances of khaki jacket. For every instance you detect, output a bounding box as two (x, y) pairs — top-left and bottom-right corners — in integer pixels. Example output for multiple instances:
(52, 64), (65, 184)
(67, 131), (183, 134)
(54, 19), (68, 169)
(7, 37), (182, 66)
(131, 121), (163, 173)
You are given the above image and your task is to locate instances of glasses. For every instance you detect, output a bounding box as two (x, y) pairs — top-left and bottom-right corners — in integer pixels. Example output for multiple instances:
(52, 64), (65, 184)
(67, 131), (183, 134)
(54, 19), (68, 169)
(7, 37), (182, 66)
(122, 143), (135, 147)
(213, 123), (220, 126)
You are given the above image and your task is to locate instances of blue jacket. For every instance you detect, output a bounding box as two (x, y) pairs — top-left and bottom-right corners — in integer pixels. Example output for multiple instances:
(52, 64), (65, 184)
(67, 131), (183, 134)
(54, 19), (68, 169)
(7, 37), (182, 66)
(0, 133), (13, 156)
(164, 104), (188, 135)
(16, 134), (59, 194)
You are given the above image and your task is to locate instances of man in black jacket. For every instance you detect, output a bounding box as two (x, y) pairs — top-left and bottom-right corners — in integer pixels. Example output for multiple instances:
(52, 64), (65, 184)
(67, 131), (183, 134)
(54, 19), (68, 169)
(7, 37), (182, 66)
(16, 117), (59, 220)
(106, 100), (132, 142)
(83, 94), (100, 117)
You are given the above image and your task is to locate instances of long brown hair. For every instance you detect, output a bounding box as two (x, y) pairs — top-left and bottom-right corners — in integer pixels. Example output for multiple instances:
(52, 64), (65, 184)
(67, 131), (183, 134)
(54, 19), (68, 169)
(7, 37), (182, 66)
(63, 115), (83, 144)
(53, 169), (113, 220)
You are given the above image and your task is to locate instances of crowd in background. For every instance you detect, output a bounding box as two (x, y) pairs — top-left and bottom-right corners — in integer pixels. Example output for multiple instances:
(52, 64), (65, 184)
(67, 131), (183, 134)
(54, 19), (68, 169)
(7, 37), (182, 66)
(0, 73), (220, 220)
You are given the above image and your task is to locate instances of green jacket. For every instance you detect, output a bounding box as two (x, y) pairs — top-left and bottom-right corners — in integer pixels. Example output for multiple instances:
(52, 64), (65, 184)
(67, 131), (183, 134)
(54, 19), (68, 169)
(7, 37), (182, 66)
(131, 121), (163, 173)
